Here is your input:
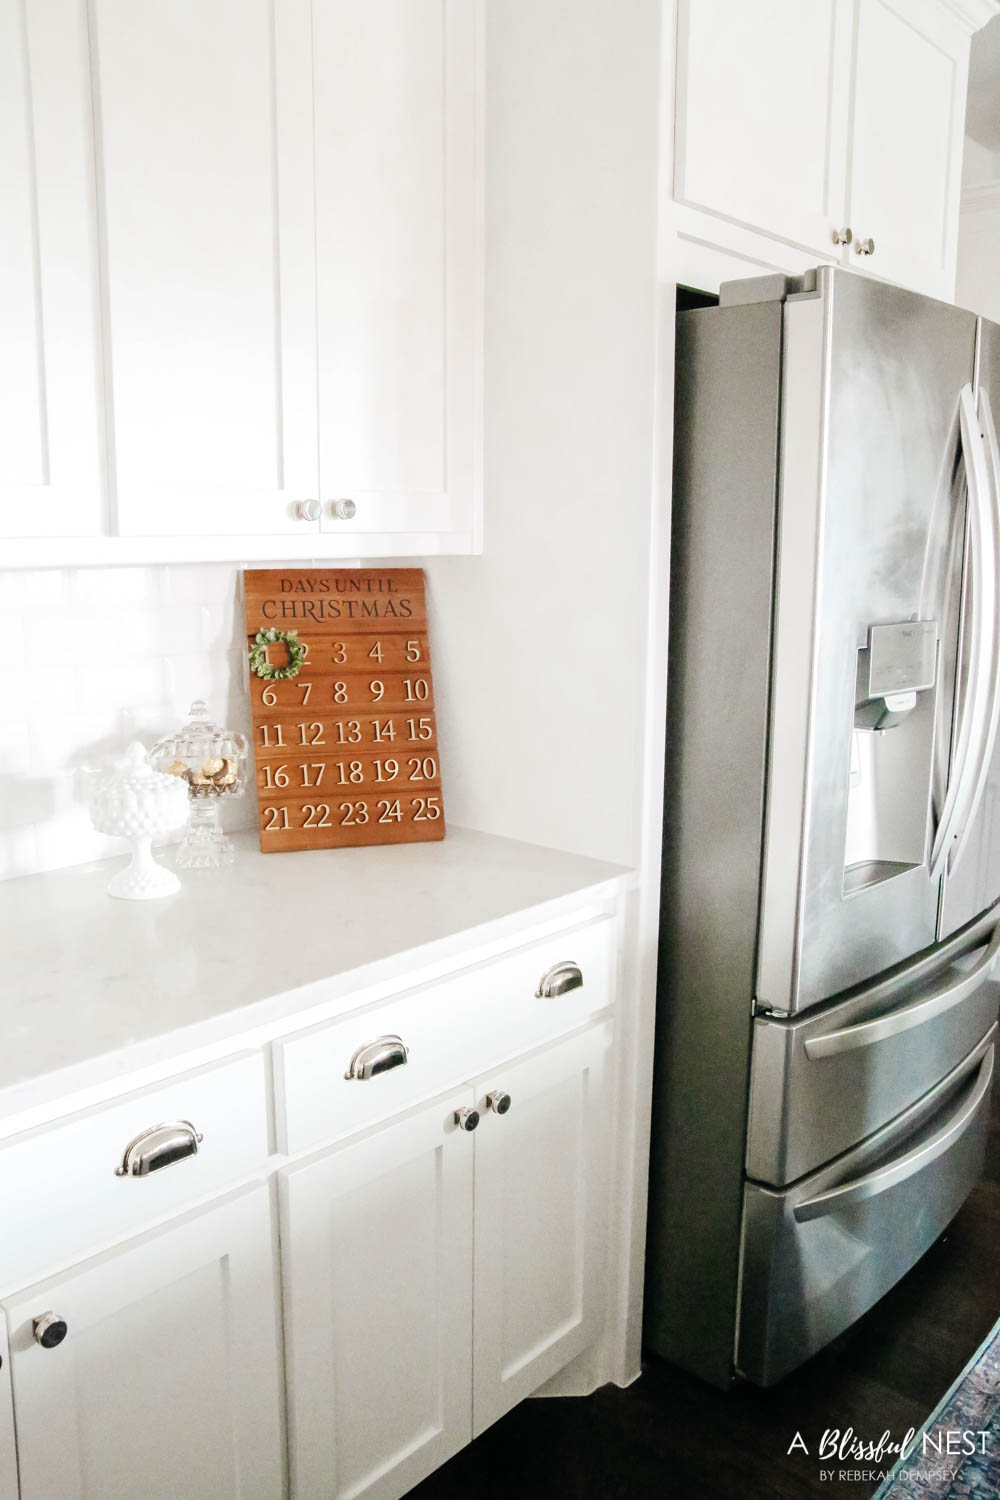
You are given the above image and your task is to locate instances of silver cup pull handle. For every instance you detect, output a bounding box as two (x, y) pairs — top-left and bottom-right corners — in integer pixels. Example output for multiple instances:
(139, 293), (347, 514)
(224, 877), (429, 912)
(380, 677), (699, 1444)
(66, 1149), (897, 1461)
(535, 961), (584, 998)
(115, 1120), (204, 1177)
(344, 1034), (409, 1081)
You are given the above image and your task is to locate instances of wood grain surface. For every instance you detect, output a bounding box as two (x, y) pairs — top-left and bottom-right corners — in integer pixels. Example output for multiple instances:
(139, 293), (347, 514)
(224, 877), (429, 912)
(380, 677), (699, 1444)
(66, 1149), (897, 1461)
(244, 568), (444, 852)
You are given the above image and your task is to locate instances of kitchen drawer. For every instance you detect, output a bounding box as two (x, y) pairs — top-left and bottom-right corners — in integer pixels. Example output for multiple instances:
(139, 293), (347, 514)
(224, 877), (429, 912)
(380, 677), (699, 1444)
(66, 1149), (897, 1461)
(0, 1052), (268, 1292)
(748, 912), (1000, 1185)
(275, 916), (615, 1155)
(738, 1030), (995, 1386)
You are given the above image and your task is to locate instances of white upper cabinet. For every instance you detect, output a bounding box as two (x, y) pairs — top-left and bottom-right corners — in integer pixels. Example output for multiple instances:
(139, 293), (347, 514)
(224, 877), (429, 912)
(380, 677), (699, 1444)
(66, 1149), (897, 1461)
(2, 0), (482, 558)
(847, 0), (970, 299)
(672, 0), (980, 300)
(674, 0), (852, 255)
(0, 0), (104, 539)
(89, 0), (480, 544)
(91, 0), (319, 538)
(314, 0), (480, 538)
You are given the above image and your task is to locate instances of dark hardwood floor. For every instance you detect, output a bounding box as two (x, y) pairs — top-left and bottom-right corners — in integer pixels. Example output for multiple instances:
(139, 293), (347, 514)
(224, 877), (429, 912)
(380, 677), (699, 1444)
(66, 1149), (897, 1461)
(411, 1086), (1000, 1500)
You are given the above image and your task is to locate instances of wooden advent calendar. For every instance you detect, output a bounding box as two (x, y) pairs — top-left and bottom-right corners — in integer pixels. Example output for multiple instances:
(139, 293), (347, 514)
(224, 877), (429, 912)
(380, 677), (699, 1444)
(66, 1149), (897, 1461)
(244, 569), (444, 852)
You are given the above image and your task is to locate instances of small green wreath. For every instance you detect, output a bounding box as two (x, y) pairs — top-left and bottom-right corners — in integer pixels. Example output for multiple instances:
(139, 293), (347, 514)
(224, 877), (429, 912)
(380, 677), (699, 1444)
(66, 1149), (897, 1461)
(249, 628), (307, 681)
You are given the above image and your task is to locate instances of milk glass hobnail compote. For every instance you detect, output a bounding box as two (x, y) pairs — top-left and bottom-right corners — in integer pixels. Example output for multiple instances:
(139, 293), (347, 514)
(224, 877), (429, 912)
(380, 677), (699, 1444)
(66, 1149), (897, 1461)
(149, 700), (249, 869)
(88, 741), (188, 899)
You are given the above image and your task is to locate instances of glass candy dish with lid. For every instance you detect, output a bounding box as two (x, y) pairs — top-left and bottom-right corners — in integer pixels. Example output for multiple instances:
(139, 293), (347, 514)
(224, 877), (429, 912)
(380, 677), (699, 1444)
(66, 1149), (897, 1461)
(149, 700), (249, 868)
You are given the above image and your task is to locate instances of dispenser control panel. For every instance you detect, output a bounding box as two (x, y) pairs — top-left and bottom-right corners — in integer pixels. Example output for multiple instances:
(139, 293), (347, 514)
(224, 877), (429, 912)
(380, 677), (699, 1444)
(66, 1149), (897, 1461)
(866, 620), (938, 696)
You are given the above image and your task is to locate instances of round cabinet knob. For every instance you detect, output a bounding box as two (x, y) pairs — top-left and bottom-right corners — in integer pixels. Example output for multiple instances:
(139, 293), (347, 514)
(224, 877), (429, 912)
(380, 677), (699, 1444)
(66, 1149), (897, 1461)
(855, 236), (875, 257)
(454, 1107), (480, 1132)
(294, 499), (321, 521)
(486, 1090), (512, 1116)
(33, 1312), (68, 1349)
(328, 498), (357, 521)
(831, 225), (853, 246)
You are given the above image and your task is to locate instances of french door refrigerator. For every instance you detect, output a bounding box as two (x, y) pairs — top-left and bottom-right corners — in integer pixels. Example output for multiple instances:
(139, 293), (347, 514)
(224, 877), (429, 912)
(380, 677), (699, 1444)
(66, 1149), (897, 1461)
(646, 266), (1000, 1388)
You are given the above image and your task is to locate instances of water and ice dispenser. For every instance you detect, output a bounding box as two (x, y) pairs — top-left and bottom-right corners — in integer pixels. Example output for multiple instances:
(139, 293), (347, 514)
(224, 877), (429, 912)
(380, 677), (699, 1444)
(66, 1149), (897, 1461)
(844, 620), (939, 893)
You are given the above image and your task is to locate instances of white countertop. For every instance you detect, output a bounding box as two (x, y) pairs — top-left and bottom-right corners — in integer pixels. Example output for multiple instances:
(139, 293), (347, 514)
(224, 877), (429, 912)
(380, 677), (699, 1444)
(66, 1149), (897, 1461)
(0, 828), (630, 1125)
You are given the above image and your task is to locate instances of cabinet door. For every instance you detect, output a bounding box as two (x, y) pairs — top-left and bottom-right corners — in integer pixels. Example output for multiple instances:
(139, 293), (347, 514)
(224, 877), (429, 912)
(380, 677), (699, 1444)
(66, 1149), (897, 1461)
(281, 1091), (474, 1500)
(472, 1022), (612, 1436)
(673, 0), (852, 255)
(314, 0), (481, 538)
(89, 0), (319, 537)
(0, 1316), (15, 1500)
(0, 0), (104, 538)
(3, 1187), (284, 1500)
(846, 0), (969, 299)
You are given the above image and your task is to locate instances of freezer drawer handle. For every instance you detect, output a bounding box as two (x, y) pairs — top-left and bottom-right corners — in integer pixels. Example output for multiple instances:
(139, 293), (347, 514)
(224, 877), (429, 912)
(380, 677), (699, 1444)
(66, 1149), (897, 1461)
(792, 1045), (994, 1224)
(114, 1120), (204, 1177)
(536, 962), (583, 998)
(804, 924), (1000, 1060)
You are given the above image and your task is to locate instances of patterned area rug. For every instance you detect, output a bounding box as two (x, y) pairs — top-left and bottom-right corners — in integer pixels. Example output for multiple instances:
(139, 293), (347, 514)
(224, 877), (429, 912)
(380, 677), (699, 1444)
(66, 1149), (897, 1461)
(874, 1318), (1000, 1498)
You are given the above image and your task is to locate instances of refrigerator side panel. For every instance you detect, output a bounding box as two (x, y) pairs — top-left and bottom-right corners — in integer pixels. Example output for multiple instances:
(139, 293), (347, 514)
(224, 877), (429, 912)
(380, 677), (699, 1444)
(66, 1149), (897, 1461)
(645, 299), (781, 1387)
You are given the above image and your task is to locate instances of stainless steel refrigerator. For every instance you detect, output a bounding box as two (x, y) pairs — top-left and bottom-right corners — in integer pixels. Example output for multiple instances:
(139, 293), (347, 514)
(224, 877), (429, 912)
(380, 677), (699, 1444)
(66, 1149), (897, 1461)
(646, 265), (1000, 1388)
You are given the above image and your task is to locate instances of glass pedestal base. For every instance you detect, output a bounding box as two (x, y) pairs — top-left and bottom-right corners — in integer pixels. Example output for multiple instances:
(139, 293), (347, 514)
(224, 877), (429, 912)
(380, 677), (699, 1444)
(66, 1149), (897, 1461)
(176, 798), (233, 869)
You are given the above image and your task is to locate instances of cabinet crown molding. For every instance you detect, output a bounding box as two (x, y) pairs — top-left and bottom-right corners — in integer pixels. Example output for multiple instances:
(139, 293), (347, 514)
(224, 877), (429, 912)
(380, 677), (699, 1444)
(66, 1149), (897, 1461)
(937, 0), (1000, 32)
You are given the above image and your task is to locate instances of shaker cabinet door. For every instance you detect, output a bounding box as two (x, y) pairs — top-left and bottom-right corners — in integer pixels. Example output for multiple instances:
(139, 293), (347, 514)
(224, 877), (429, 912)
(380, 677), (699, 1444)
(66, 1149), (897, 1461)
(846, 0), (969, 300)
(3, 1187), (284, 1500)
(315, 0), (481, 540)
(89, 0), (320, 537)
(281, 1091), (475, 1500)
(0, 1315), (15, 1500)
(673, 0), (852, 255)
(0, 0), (104, 538)
(471, 1022), (612, 1436)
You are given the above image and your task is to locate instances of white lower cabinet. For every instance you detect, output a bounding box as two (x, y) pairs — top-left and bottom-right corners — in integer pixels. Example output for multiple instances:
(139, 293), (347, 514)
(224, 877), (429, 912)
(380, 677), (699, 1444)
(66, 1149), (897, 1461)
(472, 1024), (611, 1434)
(281, 1022), (613, 1500)
(0, 912), (620, 1500)
(3, 1186), (284, 1500)
(281, 1090), (475, 1500)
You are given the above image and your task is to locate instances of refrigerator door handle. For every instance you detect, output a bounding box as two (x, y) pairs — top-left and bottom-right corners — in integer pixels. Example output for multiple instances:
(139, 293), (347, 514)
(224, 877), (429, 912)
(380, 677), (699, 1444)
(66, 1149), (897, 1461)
(949, 386), (1000, 874)
(930, 383), (994, 878)
(792, 1044), (994, 1224)
(804, 922), (1000, 1059)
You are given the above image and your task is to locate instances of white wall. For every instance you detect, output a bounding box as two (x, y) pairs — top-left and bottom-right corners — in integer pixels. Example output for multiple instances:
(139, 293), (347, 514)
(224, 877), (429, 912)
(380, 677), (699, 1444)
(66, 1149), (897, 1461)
(426, 0), (663, 870)
(0, 564), (253, 878)
(962, 136), (1000, 184)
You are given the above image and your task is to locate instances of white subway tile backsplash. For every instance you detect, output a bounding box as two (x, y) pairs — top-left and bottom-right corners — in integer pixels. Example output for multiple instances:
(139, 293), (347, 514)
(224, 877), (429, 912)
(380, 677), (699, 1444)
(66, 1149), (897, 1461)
(1, 569), (76, 611)
(0, 826), (38, 881)
(161, 564), (239, 605)
(0, 563), (255, 880)
(73, 566), (162, 607)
